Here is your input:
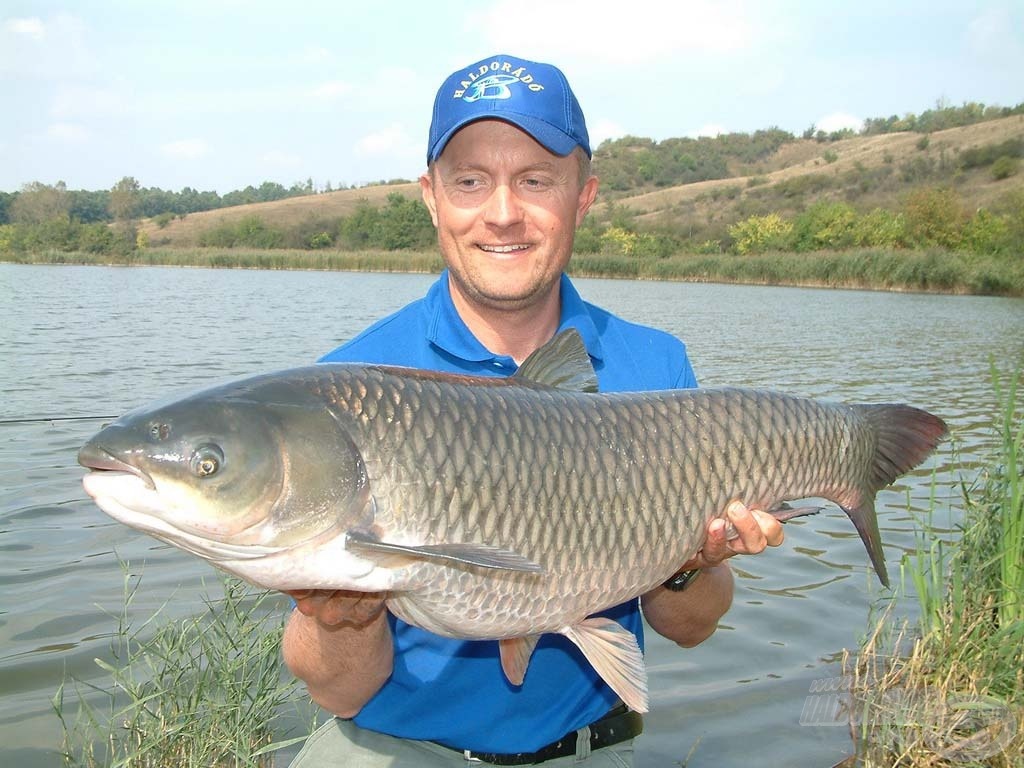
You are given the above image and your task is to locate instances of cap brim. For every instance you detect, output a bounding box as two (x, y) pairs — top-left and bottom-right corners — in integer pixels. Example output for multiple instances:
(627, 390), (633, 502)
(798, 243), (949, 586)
(428, 112), (581, 163)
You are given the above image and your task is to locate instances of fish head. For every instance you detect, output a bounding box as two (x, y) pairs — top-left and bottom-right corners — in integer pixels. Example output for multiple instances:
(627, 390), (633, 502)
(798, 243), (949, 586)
(78, 376), (372, 564)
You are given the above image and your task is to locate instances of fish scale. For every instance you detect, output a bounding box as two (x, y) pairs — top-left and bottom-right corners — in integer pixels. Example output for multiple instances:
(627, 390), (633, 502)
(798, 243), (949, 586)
(327, 370), (871, 637)
(79, 329), (947, 713)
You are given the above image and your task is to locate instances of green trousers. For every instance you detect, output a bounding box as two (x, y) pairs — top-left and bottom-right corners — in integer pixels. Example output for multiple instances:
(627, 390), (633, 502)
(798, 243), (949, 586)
(288, 717), (636, 767)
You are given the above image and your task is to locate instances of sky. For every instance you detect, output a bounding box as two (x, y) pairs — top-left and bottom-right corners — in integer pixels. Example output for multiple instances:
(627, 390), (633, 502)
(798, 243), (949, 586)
(1, 1), (1022, 194)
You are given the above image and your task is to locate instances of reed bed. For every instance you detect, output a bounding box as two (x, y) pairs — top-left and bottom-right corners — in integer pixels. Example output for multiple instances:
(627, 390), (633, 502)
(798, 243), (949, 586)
(846, 365), (1024, 766)
(7, 246), (1022, 296)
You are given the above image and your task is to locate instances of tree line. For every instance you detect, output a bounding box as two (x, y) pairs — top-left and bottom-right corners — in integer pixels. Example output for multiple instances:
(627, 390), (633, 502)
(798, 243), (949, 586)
(0, 177), (371, 228)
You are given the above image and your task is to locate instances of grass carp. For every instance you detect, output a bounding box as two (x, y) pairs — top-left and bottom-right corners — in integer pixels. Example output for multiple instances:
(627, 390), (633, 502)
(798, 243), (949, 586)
(79, 329), (947, 712)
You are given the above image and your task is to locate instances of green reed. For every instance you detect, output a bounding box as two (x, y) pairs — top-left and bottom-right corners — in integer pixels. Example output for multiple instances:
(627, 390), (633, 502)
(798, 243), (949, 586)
(6, 246), (1022, 296)
(849, 364), (1024, 765)
(53, 567), (311, 767)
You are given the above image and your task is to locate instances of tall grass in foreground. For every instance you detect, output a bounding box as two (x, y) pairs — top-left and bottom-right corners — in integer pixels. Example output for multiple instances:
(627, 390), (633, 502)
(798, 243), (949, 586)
(54, 569), (311, 767)
(847, 366), (1024, 766)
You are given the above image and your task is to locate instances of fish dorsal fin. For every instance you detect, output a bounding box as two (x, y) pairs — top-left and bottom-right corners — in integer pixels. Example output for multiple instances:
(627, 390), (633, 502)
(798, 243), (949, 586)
(499, 635), (542, 686)
(559, 616), (649, 713)
(514, 328), (598, 393)
(346, 530), (544, 573)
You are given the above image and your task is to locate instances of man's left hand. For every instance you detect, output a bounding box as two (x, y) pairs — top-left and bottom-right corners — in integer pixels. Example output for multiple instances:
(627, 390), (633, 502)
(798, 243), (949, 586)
(679, 501), (784, 570)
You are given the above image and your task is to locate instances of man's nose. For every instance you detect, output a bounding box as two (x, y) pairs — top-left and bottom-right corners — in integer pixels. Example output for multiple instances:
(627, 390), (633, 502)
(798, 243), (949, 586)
(482, 184), (524, 227)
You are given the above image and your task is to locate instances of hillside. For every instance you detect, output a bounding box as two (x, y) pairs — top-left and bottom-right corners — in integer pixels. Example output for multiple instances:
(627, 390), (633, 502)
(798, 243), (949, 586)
(620, 116), (1024, 228)
(142, 182), (421, 247)
(140, 116), (1024, 249)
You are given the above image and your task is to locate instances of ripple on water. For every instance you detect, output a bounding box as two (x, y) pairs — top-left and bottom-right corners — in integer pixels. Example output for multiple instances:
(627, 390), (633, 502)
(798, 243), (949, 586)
(1, 266), (1021, 766)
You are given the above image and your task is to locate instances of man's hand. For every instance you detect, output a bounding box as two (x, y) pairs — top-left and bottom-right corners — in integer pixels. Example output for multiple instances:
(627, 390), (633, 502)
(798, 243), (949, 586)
(285, 589), (387, 628)
(677, 501), (784, 571)
(282, 589), (392, 718)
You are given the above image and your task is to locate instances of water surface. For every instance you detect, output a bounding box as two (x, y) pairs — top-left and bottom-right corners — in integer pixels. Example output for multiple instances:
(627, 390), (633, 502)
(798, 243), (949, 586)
(1, 264), (1020, 766)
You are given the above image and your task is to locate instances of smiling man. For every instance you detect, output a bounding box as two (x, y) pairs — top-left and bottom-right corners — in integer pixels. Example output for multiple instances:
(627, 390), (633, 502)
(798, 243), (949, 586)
(283, 54), (783, 767)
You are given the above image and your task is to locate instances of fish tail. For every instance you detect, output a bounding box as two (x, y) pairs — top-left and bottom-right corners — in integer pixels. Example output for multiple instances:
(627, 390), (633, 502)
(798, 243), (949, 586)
(843, 404), (948, 588)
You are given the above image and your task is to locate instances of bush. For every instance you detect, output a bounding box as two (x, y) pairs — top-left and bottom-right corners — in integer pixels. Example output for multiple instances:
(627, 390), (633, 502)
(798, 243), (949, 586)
(901, 187), (965, 249)
(851, 208), (906, 248)
(962, 209), (1012, 256)
(792, 201), (858, 251)
(991, 155), (1020, 180)
(729, 213), (794, 254)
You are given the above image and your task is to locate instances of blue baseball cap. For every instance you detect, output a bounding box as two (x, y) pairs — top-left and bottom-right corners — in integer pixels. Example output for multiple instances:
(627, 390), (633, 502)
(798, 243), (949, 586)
(427, 54), (591, 163)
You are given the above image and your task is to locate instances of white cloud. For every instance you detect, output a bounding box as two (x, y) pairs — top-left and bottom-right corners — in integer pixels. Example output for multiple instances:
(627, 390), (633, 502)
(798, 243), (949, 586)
(310, 80), (352, 102)
(47, 123), (89, 143)
(814, 112), (863, 133)
(470, 0), (758, 64)
(161, 139), (210, 159)
(0, 13), (93, 77)
(297, 45), (334, 66)
(355, 124), (419, 158)
(966, 5), (1024, 66)
(5, 16), (45, 40)
(51, 84), (128, 118)
(259, 149), (302, 170)
(589, 118), (627, 150)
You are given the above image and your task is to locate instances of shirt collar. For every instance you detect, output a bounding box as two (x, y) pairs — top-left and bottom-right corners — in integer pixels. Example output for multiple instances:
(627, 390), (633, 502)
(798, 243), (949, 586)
(425, 270), (604, 364)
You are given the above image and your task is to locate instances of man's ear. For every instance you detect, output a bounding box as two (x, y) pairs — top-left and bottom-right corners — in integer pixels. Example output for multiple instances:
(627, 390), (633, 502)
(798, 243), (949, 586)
(576, 174), (599, 227)
(419, 170), (440, 227)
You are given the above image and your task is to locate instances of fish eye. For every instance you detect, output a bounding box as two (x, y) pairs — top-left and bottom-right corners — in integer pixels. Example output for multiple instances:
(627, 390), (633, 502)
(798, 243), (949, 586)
(190, 444), (224, 478)
(150, 423), (171, 441)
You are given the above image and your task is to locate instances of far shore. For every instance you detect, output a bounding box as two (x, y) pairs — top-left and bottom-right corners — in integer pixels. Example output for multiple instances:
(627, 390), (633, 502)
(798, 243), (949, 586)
(4, 246), (1023, 297)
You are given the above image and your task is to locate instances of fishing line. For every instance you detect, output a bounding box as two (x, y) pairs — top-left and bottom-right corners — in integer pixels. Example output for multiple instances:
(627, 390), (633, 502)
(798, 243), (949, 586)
(0, 415), (118, 425)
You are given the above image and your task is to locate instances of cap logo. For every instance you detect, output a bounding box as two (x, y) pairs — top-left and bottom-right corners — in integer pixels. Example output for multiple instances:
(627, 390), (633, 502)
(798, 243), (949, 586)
(461, 73), (518, 102)
(452, 60), (545, 101)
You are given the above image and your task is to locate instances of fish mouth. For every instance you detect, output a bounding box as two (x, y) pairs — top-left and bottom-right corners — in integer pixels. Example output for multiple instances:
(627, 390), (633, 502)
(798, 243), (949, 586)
(78, 444), (155, 490)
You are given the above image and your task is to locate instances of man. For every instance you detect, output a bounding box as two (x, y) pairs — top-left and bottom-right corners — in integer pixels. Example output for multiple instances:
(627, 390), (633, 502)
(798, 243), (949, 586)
(284, 54), (783, 767)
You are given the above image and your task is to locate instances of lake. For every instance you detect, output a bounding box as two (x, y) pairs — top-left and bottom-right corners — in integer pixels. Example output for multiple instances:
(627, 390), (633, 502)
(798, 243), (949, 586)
(1, 263), (1021, 767)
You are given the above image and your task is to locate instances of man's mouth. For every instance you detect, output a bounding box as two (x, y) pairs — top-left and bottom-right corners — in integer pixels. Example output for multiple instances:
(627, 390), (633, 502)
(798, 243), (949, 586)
(478, 244), (530, 254)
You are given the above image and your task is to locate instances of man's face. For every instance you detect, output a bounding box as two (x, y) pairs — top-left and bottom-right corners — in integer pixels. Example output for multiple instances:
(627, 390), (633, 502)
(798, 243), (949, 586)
(420, 120), (598, 314)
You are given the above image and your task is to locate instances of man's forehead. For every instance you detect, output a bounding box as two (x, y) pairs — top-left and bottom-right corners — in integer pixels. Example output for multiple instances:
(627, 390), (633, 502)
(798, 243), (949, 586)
(438, 119), (565, 162)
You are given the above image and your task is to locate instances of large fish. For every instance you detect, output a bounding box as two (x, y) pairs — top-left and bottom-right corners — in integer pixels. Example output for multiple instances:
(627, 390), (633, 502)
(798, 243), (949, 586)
(79, 329), (947, 712)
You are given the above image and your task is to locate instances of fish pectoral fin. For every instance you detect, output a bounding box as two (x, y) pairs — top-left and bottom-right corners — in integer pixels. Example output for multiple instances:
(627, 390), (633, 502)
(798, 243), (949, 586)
(345, 530), (544, 573)
(559, 617), (649, 714)
(499, 635), (541, 686)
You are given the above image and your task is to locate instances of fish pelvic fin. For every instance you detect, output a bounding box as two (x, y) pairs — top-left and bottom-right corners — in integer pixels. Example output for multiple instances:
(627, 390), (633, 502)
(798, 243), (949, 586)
(846, 404), (949, 588)
(499, 635), (542, 687)
(560, 617), (649, 714)
(514, 328), (599, 393)
(345, 530), (544, 573)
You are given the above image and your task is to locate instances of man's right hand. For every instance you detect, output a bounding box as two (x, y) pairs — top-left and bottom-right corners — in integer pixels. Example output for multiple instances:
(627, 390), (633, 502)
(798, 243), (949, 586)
(285, 589), (388, 628)
(282, 589), (393, 717)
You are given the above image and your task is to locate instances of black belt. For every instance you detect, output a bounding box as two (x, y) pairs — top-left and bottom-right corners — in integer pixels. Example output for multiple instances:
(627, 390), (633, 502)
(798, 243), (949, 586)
(445, 703), (642, 765)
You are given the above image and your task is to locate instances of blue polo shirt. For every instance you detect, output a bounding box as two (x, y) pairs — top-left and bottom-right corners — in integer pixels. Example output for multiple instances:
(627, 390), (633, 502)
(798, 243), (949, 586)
(319, 270), (697, 753)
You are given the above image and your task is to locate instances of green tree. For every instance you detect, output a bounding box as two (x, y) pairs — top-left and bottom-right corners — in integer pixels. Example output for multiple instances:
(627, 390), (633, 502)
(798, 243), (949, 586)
(372, 193), (435, 250)
(11, 181), (70, 224)
(901, 187), (965, 249)
(109, 176), (141, 221)
(109, 176), (142, 254)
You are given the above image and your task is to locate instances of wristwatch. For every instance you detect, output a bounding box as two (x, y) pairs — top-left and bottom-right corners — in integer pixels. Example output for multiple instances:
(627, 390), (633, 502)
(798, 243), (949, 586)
(663, 568), (701, 592)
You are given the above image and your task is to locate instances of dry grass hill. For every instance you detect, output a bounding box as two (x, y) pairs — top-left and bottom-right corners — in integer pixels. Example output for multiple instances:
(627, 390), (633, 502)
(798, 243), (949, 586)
(143, 116), (1024, 248)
